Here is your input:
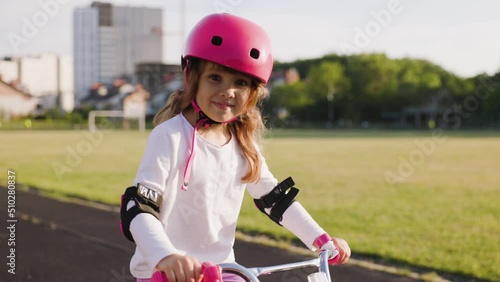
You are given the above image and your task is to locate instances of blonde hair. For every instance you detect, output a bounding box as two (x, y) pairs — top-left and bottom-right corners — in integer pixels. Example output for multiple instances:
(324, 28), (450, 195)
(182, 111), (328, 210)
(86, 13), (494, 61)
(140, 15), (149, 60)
(153, 59), (269, 183)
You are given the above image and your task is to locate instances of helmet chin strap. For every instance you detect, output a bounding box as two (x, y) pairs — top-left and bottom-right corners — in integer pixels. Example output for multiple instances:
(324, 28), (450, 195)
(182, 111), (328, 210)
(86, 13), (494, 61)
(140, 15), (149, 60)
(181, 100), (238, 191)
(190, 100), (220, 126)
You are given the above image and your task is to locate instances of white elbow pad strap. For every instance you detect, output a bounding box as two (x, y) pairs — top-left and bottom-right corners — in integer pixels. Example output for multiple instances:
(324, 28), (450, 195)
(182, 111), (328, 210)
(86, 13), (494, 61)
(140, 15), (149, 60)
(254, 177), (299, 225)
(120, 183), (163, 242)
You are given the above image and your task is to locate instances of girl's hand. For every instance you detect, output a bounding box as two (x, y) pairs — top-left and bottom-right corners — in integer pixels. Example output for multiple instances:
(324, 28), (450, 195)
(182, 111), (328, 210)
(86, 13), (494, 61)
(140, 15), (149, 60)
(330, 237), (351, 265)
(315, 234), (351, 265)
(155, 254), (203, 282)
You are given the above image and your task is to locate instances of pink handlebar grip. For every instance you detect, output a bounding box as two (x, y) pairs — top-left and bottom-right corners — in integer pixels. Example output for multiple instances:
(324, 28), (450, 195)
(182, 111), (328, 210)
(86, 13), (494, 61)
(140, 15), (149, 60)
(328, 253), (340, 265)
(151, 262), (222, 282)
(313, 233), (341, 265)
(151, 271), (167, 282)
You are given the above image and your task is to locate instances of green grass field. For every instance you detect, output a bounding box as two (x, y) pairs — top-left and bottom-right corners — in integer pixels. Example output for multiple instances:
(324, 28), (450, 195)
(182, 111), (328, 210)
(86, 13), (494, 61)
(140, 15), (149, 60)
(1, 129), (499, 281)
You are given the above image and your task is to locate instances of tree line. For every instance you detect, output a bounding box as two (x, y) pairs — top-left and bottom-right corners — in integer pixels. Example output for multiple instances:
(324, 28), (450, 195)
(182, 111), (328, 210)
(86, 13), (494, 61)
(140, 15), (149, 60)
(263, 53), (500, 129)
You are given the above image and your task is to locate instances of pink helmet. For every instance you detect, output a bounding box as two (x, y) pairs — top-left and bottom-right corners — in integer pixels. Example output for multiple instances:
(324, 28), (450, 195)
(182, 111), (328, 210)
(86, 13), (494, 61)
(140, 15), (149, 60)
(183, 13), (273, 83)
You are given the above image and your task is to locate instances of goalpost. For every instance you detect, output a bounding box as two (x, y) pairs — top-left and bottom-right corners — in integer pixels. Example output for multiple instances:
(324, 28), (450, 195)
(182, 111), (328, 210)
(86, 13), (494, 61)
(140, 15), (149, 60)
(88, 110), (146, 132)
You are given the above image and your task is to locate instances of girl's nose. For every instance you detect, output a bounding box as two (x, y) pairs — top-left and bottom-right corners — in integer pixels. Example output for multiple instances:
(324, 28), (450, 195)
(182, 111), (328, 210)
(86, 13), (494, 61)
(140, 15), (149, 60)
(220, 87), (235, 98)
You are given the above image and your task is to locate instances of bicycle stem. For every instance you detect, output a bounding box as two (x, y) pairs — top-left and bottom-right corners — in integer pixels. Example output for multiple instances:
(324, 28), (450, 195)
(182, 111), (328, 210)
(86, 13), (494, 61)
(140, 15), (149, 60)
(319, 250), (332, 281)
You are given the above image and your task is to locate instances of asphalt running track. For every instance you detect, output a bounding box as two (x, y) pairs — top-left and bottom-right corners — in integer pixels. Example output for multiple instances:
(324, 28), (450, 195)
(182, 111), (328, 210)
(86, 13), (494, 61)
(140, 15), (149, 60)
(0, 187), (421, 282)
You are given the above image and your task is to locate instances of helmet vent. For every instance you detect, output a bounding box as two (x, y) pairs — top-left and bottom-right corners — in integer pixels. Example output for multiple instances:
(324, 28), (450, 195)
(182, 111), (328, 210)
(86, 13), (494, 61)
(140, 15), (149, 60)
(211, 36), (223, 46)
(250, 48), (260, 59)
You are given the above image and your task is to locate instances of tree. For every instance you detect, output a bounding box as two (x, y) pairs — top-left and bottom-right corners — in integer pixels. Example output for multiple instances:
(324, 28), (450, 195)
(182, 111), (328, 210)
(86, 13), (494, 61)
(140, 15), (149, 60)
(265, 81), (312, 123)
(307, 61), (349, 124)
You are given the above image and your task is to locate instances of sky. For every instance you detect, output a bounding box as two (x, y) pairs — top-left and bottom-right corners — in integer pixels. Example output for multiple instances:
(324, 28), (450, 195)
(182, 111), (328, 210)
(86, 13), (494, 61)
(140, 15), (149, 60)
(1, 0), (499, 78)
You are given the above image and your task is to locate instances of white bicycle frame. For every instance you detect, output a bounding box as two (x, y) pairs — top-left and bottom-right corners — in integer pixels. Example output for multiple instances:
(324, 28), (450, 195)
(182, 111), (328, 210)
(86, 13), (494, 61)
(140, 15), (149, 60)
(219, 249), (338, 282)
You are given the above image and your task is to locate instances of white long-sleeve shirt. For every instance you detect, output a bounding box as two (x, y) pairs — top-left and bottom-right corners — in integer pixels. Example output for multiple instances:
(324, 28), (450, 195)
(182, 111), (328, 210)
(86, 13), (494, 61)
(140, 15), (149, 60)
(128, 114), (325, 278)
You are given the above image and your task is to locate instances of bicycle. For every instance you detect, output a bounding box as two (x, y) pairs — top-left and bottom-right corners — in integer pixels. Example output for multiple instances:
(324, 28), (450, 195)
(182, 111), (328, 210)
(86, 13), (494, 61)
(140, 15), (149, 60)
(151, 248), (339, 282)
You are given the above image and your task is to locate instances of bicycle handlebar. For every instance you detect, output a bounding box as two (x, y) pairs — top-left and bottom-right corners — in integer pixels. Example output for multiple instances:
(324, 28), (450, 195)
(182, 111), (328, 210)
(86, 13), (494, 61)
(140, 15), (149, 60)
(220, 249), (336, 282)
(151, 249), (337, 282)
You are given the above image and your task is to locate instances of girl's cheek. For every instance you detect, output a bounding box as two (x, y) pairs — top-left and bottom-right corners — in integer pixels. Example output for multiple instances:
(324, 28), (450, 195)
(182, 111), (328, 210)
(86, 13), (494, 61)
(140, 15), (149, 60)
(240, 90), (250, 100)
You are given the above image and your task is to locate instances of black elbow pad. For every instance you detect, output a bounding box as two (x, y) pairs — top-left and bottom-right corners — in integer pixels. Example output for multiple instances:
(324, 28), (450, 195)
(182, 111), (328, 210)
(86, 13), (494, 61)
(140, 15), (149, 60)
(120, 184), (163, 242)
(254, 177), (299, 225)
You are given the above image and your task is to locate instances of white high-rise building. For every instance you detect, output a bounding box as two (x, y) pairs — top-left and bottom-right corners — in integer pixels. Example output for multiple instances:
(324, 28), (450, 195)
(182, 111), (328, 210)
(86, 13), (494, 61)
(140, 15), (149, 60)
(73, 2), (163, 105)
(74, 7), (99, 105)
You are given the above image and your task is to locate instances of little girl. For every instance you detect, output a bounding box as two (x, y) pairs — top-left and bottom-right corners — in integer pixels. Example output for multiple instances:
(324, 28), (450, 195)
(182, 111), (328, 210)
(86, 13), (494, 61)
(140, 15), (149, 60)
(120, 13), (350, 282)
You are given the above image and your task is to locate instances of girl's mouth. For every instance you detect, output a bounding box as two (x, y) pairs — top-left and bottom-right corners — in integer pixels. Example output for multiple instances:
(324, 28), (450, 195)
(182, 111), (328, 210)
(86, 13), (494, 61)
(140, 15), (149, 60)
(214, 102), (234, 110)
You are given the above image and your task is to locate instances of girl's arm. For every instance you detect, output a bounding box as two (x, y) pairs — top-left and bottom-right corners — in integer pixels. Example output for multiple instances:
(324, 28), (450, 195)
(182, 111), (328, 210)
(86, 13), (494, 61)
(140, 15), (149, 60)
(123, 123), (182, 272)
(246, 155), (351, 264)
(130, 213), (180, 271)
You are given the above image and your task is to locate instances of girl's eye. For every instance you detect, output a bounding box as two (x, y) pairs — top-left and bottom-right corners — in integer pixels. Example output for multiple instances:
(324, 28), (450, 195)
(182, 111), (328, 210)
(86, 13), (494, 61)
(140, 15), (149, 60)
(236, 79), (249, 87)
(209, 74), (221, 81)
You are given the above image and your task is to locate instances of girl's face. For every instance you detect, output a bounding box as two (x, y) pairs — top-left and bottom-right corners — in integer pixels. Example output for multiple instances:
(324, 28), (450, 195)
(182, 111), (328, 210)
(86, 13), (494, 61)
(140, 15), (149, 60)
(195, 62), (253, 123)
